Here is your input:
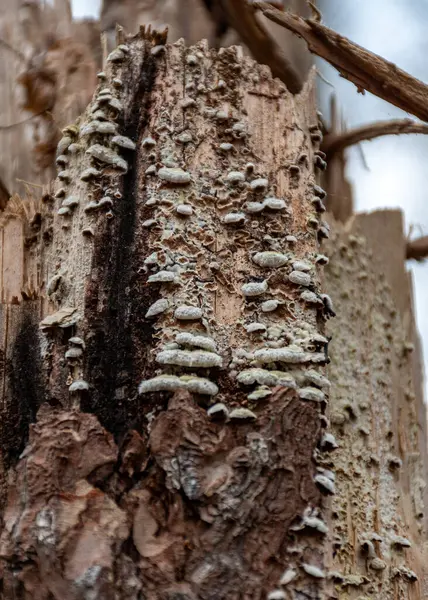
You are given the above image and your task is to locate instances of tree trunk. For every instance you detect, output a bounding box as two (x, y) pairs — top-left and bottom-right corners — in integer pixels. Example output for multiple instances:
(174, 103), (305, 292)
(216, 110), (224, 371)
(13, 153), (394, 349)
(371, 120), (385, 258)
(0, 25), (426, 600)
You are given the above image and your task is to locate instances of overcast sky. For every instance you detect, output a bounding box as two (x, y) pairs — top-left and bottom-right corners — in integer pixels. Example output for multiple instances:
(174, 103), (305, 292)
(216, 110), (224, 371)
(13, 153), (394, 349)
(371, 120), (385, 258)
(71, 0), (428, 398)
(318, 0), (428, 399)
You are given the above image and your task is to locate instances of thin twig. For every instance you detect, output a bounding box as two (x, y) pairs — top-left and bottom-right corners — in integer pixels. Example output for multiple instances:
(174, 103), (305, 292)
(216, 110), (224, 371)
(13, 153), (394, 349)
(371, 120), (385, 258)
(406, 236), (428, 261)
(0, 110), (47, 131)
(253, 1), (428, 123)
(322, 118), (428, 158)
(0, 38), (27, 63)
(15, 178), (44, 189)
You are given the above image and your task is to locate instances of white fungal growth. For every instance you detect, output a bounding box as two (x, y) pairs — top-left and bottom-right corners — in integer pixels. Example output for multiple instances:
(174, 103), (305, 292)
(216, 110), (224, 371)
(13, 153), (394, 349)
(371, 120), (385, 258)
(237, 369), (296, 388)
(158, 167), (191, 184)
(58, 170), (71, 182)
(298, 387), (325, 402)
(207, 403), (229, 419)
(148, 271), (179, 284)
(226, 171), (245, 184)
(107, 48), (125, 62)
(151, 45), (165, 56)
(176, 132), (192, 144)
(391, 535), (412, 548)
(248, 387), (272, 401)
(145, 298), (169, 318)
(56, 155), (68, 166)
(288, 271), (312, 286)
(215, 110), (228, 120)
(69, 336), (85, 348)
(261, 299), (281, 312)
(252, 252), (288, 268)
(292, 260), (312, 272)
(175, 332), (217, 353)
(138, 374), (218, 396)
(65, 347), (82, 359)
(264, 197), (287, 210)
(245, 323), (267, 333)
(62, 196), (79, 208)
(156, 349), (222, 368)
(245, 202), (265, 213)
(321, 433), (339, 450)
(84, 201), (100, 212)
(231, 122), (248, 138)
(315, 254), (329, 265)
(186, 54), (198, 65)
(99, 197), (113, 208)
(80, 167), (101, 181)
(55, 188), (66, 198)
(176, 204), (193, 216)
(181, 97), (196, 108)
(241, 280), (268, 297)
(370, 558), (387, 571)
(108, 98), (123, 111)
(57, 136), (72, 155)
(222, 212), (246, 224)
(250, 178), (268, 191)
(94, 121), (117, 134)
(254, 347), (313, 365)
(68, 143), (82, 154)
(279, 568), (297, 586)
(314, 474), (335, 495)
(219, 142), (234, 152)
(229, 408), (257, 421)
(69, 380), (89, 392)
(174, 305), (202, 320)
(142, 136), (157, 148)
(112, 135), (136, 150)
(303, 516), (328, 534)
(267, 591), (286, 600)
(86, 145), (128, 171)
(305, 369), (331, 389)
(300, 291), (323, 305)
(57, 207), (71, 216)
(302, 564), (326, 579)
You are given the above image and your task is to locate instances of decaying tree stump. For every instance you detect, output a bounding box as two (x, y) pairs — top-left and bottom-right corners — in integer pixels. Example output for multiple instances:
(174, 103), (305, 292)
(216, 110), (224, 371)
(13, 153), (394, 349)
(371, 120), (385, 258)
(0, 25), (426, 600)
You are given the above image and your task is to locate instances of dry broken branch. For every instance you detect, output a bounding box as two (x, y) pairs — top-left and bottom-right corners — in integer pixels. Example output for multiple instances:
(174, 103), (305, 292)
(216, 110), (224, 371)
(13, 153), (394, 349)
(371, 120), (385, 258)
(322, 118), (428, 158)
(253, 1), (428, 122)
(406, 236), (428, 261)
(204, 0), (304, 93)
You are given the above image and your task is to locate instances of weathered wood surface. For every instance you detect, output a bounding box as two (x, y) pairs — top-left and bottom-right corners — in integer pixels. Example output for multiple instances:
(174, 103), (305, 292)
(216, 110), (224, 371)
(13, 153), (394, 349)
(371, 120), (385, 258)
(325, 209), (428, 598)
(0, 23), (426, 600)
(0, 29), (336, 600)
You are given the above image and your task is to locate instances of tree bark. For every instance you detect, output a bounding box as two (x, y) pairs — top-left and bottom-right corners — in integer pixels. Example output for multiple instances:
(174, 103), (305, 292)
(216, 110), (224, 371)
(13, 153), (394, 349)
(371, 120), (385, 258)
(0, 25), (426, 600)
(0, 27), (335, 600)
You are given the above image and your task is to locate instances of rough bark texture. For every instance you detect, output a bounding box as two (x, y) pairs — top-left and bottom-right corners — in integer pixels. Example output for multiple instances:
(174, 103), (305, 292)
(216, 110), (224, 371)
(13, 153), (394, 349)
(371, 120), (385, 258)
(0, 20), (427, 600)
(0, 28), (335, 600)
(324, 210), (428, 598)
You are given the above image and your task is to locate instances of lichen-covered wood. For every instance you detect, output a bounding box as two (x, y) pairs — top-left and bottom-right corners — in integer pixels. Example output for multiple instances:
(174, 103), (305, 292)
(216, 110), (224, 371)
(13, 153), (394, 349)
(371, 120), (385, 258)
(0, 28), (336, 599)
